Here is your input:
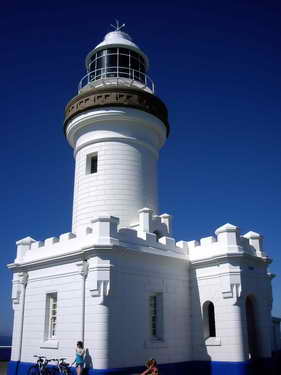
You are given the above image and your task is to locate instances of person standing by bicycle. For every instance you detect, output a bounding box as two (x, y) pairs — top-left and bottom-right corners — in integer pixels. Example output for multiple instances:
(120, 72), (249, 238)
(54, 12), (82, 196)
(71, 341), (85, 375)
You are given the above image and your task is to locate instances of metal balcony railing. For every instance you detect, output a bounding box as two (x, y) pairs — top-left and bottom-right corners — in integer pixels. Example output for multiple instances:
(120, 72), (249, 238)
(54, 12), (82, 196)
(78, 67), (155, 93)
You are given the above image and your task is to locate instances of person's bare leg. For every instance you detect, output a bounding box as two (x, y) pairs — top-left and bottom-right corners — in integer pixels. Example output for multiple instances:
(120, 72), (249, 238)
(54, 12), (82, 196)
(76, 366), (81, 375)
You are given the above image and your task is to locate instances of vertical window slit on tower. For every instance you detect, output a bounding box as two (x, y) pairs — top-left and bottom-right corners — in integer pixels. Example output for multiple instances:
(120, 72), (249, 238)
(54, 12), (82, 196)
(86, 153), (98, 175)
(90, 155), (98, 174)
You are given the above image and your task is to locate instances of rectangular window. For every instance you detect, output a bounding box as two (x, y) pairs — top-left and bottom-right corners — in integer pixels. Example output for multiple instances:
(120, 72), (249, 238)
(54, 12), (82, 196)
(86, 153), (98, 174)
(45, 293), (57, 340)
(149, 293), (163, 340)
(90, 155), (98, 174)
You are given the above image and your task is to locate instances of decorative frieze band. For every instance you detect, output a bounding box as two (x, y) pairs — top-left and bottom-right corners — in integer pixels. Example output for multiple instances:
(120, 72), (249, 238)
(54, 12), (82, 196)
(64, 87), (169, 136)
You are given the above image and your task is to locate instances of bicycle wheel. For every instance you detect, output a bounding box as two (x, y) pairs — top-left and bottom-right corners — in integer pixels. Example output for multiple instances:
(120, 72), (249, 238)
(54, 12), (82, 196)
(42, 367), (53, 375)
(47, 368), (59, 375)
(28, 366), (40, 375)
(62, 367), (71, 375)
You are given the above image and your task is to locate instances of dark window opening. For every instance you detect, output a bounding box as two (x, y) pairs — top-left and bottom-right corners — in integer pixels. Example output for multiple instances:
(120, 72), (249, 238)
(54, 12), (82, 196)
(154, 231), (162, 242)
(149, 293), (163, 340)
(246, 296), (260, 359)
(208, 302), (216, 337)
(203, 301), (216, 339)
(107, 48), (117, 54)
(90, 155), (98, 174)
(107, 54), (117, 67)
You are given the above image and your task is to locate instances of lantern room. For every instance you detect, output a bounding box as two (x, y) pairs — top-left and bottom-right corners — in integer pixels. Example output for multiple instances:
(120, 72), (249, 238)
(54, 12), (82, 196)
(79, 23), (154, 93)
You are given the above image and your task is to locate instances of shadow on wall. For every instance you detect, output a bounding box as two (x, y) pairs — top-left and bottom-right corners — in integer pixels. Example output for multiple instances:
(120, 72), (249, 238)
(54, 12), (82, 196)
(190, 270), (212, 375)
(84, 348), (93, 369)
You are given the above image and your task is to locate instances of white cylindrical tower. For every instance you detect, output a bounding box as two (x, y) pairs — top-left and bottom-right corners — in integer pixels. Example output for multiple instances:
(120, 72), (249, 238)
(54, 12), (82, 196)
(64, 25), (169, 233)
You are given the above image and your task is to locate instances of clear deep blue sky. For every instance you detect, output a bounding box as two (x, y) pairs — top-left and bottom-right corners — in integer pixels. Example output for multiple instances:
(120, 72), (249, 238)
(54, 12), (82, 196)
(1, 1), (281, 337)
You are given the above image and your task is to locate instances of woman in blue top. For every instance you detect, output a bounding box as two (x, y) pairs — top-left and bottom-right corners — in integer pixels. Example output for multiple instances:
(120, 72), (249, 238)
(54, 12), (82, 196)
(71, 341), (85, 375)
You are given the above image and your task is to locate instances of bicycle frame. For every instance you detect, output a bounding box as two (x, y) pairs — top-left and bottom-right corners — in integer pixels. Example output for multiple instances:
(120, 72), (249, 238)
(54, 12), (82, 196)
(51, 358), (71, 374)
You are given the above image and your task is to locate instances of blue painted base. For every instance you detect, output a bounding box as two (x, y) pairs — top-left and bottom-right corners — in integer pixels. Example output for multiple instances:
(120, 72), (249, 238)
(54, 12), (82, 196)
(7, 361), (19, 375)
(7, 356), (281, 375)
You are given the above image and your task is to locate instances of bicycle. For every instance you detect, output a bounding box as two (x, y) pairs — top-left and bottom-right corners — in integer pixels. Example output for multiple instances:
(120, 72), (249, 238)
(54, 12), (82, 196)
(28, 355), (52, 375)
(51, 358), (71, 375)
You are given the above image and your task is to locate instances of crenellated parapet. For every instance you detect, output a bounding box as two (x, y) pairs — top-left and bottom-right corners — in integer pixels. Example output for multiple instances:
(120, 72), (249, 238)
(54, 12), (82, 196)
(188, 222), (269, 264)
(11, 208), (187, 267)
(11, 217), (270, 269)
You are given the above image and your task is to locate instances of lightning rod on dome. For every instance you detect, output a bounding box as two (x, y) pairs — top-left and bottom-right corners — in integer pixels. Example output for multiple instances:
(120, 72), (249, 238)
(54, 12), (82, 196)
(110, 19), (125, 31)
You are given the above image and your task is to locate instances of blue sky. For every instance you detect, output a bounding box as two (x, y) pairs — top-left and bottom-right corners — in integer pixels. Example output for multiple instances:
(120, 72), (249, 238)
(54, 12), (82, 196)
(1, 1), (281, 337)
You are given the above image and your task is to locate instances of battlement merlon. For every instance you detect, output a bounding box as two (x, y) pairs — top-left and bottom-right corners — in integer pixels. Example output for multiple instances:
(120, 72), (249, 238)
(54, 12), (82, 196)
(137, 207), (172, 236)
(188, 222), (271, 264)
(15, 237), (36, 263)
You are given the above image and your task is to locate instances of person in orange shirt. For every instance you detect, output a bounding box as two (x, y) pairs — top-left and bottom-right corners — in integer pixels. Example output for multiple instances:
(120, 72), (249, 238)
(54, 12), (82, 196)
(140, 359), (160, 375)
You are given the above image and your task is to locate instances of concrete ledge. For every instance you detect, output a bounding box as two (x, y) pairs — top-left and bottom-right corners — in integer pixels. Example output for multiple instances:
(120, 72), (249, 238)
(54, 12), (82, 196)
(40, 339), (59, 349)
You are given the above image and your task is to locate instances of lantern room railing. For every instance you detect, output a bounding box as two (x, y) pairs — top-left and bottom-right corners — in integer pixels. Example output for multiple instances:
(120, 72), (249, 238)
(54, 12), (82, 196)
(78, 67), (155, 93)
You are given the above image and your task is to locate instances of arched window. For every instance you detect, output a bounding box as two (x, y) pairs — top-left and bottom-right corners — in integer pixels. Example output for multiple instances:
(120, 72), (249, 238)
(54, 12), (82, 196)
(203, 301), (216, 338)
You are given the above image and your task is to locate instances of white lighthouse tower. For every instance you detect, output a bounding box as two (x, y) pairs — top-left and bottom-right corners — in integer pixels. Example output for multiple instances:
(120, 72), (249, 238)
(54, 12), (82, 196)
(8, 24), (279, 375)
(65, 22), (169, 233)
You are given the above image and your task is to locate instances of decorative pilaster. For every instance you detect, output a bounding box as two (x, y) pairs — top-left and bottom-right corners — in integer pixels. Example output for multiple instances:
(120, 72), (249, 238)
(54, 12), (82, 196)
(10, 271), (28, 362)
(76, 260), (89, 343)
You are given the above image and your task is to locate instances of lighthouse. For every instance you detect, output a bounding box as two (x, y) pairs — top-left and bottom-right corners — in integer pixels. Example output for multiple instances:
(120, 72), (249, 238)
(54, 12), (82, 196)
(64, 22), (169, 234)
(8, 23), (278, 375)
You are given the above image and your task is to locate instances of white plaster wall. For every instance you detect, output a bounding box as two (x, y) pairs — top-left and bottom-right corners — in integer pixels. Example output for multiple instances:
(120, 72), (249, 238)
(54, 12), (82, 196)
(20, 263), (83, 363)
(191, 264), (247, 362)
(13, 239), (190, 369)
(72, 140), (157, 233)
(191, 259), (273, 362)
(240, 263), (273, 358)
(84, 249), (191, 369)
(11, 219), (274, 368)
(66, 107), (167, 233)
(10, 306), (21, 361)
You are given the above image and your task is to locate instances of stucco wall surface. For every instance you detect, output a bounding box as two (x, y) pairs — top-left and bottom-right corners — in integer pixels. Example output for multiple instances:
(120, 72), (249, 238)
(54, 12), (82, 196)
(66, 107), (167, 233)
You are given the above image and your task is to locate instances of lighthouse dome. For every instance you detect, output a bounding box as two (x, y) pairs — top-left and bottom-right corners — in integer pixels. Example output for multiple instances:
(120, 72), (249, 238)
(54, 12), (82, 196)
(85, 30), (149, 70)
(79, 25), (153, 94)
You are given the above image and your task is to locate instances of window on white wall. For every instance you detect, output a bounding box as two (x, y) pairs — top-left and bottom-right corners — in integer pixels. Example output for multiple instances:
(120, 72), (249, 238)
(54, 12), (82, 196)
(149, 293), (163, 340)
(90, 155), (98, 174)
(45, 293), (57, 340)
(203, 301), (216, 338)
(86, 153), (98, 174)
